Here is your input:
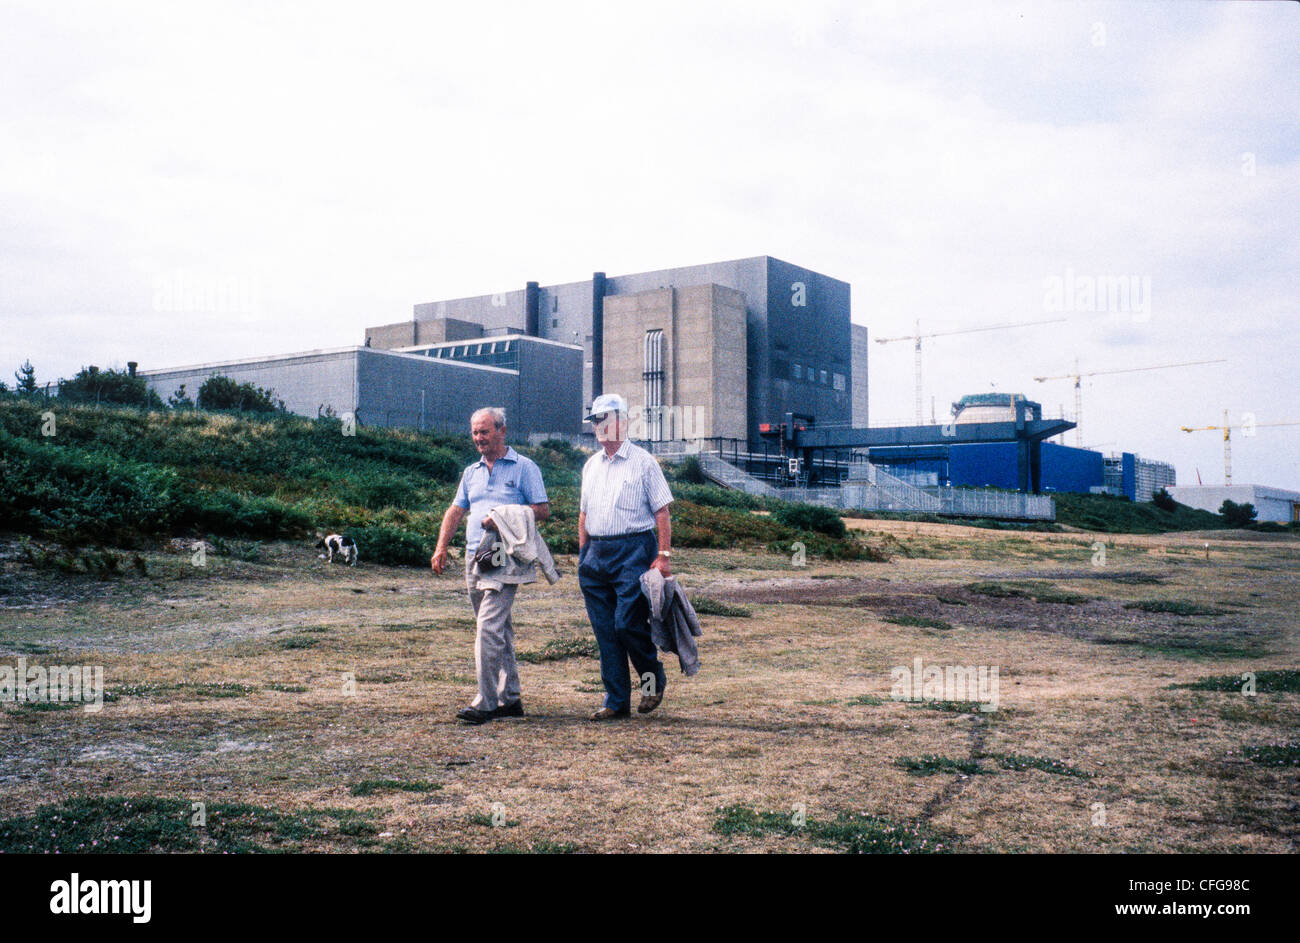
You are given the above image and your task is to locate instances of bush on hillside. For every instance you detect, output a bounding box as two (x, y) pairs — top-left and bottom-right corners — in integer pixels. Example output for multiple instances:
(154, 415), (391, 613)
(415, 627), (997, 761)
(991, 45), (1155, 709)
(0, 427), (310, 543)
(196, 374), (284, 413)
(58, 366), (162, 409)
(351, 524), (432, 567)
(773, 502), (847, 538)
(1219, 499), (1258, 528)
(1152, 487), (1178, 512)
(669, 455), (707, 484)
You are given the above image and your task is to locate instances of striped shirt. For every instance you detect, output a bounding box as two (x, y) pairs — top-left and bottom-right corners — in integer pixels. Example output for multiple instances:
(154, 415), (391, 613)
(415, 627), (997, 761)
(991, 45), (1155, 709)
(580, 440), (674, 537)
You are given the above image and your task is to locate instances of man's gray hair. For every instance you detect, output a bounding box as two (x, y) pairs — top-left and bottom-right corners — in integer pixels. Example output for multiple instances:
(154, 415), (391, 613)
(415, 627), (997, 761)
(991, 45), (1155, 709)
(471, 406), (506, 430)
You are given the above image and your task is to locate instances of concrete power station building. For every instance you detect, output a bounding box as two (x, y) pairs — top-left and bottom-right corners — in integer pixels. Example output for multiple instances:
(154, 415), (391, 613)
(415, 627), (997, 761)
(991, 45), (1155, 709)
(140, 254), (1178, 505)
(363, 255), (859, 446)
(144, 255), (861, 446)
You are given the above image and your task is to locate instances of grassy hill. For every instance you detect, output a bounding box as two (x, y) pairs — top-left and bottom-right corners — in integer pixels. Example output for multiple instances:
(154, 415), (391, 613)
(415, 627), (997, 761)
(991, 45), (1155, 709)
(2, 399), (1263, 569)
(0, 399), (872, 565)
(1049, 491), (1233, 534)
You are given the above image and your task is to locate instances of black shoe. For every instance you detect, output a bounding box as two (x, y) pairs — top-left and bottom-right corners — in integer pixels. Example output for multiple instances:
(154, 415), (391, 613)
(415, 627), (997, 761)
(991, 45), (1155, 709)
(456, 706), (493, 725)
(493, 700), (525, 718)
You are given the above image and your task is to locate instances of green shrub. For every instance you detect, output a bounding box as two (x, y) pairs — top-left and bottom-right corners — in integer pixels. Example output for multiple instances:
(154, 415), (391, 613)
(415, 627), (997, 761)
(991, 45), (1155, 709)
(196, 374), (283, 413)
(58, 366), (162, 409)
(210, 537), (263, 561)
(670, 455), (707, 484)
(671, 482), (766, 510)
(772, 502), (846, 538)
(341, 474), (425, 511)
(352, 523), (432, 567)
(1240, 741), (1300, 767)
(1219, 499), (1258, 528)
(1152, 487), (1178, 512)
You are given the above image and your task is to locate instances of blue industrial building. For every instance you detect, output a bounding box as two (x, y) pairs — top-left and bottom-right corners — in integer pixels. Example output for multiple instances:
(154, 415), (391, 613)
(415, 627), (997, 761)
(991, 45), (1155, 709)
(861, 395), (1174, 500)
(871, 441), (1106, 493)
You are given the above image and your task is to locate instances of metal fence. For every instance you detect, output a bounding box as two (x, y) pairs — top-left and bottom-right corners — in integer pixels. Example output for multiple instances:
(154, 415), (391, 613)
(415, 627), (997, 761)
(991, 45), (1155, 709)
(921, 487), (1055, 520)
(689, 449), (1055, 521)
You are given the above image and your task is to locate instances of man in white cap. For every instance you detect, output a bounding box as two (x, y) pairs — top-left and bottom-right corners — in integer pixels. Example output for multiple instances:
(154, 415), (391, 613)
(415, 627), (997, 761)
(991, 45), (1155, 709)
(578, 393), (674, 720)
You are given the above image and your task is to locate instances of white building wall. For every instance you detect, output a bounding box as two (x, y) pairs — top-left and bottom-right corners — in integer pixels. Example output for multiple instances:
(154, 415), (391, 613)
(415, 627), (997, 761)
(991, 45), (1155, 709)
(1168, 484), (1300, 523)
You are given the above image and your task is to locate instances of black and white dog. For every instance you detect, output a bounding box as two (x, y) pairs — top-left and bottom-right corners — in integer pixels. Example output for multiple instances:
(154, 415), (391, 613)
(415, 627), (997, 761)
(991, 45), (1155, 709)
(315, 534), (358, 566)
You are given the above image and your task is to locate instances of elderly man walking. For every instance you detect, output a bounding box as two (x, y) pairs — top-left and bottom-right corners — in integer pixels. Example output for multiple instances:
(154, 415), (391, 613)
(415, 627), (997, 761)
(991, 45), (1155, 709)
(432, 407), (549, 725)
(578, 393), (674, 720)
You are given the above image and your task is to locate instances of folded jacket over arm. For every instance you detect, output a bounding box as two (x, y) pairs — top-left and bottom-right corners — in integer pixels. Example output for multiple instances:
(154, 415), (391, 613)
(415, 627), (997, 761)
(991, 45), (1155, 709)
(639, 567), (702, 676)
(473, 504), (561, 591)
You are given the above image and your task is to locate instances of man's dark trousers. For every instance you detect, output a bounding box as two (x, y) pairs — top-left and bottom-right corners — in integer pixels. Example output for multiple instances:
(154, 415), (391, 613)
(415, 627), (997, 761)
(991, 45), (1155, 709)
(579, 531), (667, 712)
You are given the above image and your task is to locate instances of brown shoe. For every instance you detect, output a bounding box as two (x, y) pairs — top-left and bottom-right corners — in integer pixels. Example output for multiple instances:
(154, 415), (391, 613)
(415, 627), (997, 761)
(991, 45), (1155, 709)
(637, 694), (663, 714)
(589, 707), (630, 721)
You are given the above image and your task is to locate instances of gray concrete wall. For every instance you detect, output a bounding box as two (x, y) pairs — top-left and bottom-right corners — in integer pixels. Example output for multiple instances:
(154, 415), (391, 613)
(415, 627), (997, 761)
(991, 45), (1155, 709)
(355, 348), (519, 436)
(366, 317), (485, 350)
(601, 283), (747, 442)
(513, 339), (584, 437)
(141, 349), (361, 418)
(142, 347), (578, 440)
(710, 285), (749, 441)
(414, 289), (527, 334)
(602, 287), (675, 438)
(537, 279), (598, 407)
(766, 257), (852, 443)
(607, 258), (771, 442)
(365, 322), (417, 350)
(851, 323), (870, 428)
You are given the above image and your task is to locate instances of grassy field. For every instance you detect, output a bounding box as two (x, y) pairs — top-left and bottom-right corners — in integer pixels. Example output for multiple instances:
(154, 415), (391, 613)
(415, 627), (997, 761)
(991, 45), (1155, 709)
(1, 520), (1296, 853)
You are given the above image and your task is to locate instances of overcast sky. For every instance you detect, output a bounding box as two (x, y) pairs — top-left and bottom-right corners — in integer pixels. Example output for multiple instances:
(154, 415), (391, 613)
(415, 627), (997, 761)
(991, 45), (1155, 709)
(2, 1), (1296, 488)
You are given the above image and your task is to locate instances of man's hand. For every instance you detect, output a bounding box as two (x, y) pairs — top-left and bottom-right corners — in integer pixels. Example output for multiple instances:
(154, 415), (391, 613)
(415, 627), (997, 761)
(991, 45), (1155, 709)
(431, 548), (448, 575)
(433, 504), (466, 576)
(652, 505), (672, 578)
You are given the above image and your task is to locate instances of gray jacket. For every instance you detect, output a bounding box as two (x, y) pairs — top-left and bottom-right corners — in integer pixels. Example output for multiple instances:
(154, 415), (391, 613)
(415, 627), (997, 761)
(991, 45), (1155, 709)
(472, 504), (560, 591)
(639, 568), (702, 676)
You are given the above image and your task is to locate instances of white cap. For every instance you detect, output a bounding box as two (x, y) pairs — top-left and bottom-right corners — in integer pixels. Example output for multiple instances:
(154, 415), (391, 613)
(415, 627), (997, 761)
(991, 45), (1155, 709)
(585, 392), (628, 422)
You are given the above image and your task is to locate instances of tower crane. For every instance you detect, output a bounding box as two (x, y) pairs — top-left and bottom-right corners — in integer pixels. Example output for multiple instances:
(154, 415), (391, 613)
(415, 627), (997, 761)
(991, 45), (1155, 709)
(1180, 412), (1300, 485)
(1033, 358), (1226, 447)
(875, 318), (1066, 425)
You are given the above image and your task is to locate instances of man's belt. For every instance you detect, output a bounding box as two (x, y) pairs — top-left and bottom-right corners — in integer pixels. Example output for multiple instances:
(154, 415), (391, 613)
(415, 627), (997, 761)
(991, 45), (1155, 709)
(587, 530), (655, 541)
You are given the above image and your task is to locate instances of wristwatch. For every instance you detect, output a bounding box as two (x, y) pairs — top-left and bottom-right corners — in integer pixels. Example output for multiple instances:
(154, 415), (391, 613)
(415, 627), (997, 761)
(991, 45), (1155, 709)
(658, 550), (672, 558)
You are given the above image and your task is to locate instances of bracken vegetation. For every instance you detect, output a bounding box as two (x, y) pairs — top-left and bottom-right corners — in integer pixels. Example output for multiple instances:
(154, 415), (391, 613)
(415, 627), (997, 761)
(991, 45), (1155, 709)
(0, 399), (873, 566)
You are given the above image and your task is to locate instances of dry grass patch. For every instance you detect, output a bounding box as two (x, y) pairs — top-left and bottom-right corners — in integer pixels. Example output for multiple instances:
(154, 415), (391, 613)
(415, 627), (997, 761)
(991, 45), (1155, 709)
(1, 529), (1296, 852)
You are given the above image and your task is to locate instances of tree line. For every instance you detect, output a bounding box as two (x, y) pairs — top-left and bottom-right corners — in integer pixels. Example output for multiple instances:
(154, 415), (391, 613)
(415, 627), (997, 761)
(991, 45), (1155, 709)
(2, 360), (285, 414)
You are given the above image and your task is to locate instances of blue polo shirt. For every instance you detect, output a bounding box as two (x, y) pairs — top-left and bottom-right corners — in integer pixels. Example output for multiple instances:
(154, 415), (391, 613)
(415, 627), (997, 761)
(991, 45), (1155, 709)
(453, 447), (548, 553)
